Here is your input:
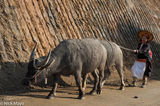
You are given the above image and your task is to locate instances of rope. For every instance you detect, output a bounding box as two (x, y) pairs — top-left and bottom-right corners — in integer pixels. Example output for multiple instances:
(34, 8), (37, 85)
(119, 45), (134, 52)
(104, 39), (134, 52)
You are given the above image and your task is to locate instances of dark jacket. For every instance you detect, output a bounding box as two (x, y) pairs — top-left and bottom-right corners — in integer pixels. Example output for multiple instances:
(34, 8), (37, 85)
(136, 42), (151, 62)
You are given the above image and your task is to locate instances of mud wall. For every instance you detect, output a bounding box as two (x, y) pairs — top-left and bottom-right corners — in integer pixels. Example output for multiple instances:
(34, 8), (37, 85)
(0, 0), (160, 90)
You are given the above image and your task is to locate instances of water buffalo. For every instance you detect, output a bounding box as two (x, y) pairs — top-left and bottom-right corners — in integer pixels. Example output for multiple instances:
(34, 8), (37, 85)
(23, 38), (107, 99)
(83, 40), (125, 94)
(100, 40), (125, 90)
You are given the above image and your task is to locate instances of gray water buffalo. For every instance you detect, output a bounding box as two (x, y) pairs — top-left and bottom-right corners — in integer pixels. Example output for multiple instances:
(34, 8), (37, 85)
(100, 40), (125, 89)
(23, 38), (107, 99)
(83, 40), (125, 94)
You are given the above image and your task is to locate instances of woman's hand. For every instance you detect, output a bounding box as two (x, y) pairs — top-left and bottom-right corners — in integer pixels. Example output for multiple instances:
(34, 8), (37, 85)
(133, 50), (137, 53)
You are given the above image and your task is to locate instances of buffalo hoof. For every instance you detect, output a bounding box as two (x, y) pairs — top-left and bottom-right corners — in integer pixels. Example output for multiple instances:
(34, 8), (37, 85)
(89, 90), (96, 95)
(77, 96), (85, 100)
(119, 86), (125, 90)
(141, 84), (146, 88)
(46, 96), (54, 99)
(96, 89), (102, 95)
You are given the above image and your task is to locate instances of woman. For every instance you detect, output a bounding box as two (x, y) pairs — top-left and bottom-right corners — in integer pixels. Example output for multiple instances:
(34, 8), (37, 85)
(131, 30), (153, 88)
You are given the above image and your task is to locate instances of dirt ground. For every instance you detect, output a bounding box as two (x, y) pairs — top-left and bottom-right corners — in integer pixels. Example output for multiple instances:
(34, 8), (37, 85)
(0, 67), (160, 106)
(0, 80), (160, 106)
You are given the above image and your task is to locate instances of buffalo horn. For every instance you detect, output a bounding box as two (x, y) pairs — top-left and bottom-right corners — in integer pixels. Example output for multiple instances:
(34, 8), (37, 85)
(29, 43), (37, 61)
(34, 51), (52, 69)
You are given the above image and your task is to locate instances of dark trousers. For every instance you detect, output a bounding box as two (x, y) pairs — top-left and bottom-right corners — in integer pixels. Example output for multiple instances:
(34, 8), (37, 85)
(144, 61), (152, 77)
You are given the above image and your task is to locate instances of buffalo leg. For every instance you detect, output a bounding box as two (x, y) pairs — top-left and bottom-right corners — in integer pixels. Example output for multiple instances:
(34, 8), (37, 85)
(47, 74), (59, 99)
(82, 74), (88, 91)
(115, 65), (125, 90)
(89, 71), (99, 95)
(74, 71), (84, 99)
(97, 68), (104, 94)
(101, 68), (111, 87)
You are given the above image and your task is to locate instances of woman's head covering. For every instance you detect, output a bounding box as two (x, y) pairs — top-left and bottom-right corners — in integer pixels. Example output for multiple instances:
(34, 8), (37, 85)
(138, 30), (154, 41)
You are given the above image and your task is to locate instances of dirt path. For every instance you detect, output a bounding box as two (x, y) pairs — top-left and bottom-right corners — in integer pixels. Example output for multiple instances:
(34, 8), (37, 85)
(1, 80), (160, 106)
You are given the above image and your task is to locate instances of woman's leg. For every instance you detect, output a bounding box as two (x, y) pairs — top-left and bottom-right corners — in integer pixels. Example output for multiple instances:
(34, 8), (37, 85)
(142, 61), (152, 88)
(141, 75), (148, 88)
(132, 76), (137, 87)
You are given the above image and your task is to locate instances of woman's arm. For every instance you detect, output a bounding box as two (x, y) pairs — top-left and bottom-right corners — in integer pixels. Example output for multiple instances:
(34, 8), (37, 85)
(133, 43), (150, 54)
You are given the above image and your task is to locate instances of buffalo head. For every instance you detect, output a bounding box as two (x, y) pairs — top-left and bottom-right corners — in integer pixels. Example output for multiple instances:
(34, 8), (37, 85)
(23, 43), (51, 86)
